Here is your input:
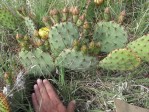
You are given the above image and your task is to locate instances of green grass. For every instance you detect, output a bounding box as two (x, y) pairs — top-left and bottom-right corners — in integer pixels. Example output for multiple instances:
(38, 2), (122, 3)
(126, 0), (149, 37)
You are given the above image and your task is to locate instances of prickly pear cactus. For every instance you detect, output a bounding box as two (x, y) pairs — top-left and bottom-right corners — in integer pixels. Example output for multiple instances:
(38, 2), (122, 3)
(0, 9), (17, 30)
(19, 48), (54, 75)
(24, 17), (36, 36)
(93, 21), (128, 53)
(127, 34), (149, 62)
(49, 22), (79, 57)
(17, 8), (36, 36)
(99, 48), (141, 70)
(55, 49), (97, 71)
(0, 92), (11, 112)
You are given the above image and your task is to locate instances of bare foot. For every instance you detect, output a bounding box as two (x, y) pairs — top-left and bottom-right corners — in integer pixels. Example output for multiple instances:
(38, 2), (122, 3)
(32, 79), (75, 112)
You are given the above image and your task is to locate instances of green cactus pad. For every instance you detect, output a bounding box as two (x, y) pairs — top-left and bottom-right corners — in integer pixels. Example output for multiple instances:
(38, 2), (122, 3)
(24, 17), (36, 36)
(0, 92), (11, 112)
(49, 22), (79, 57)
(55, 49), (97, 71)
(19, 48), (54, 75)
(127, 34), (149, 62)
(93, 21), (128, 53)
(99, 48), (141, 71)
(0, 9), (17, 30)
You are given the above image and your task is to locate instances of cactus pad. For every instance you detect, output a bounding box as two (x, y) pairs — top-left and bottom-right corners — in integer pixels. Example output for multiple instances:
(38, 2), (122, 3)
(55, 49), (97, 71)
(127, 34), (149, 62)
(49, 22), (79, 57)
(99, 48), (141, 71)
(0, 92), (11, 112)
(0, 9), (17, 30)
(93, 21), (128, 53)
(19, 48), (54, 75)
(24, 17), (36, 36)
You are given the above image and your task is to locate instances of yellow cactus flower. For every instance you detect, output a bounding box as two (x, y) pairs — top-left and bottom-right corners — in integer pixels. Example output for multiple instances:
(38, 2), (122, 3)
(38, 27), (50, 40)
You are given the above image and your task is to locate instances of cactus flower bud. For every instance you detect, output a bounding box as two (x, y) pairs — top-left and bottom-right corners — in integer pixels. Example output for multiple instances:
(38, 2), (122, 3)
(76, 14), (86, 27)
(4, 72), (10, 80)
(49, 9), (60, 24)
(96, 42), (101, 48)
(24, 35), (29, 41)
(80, 14), (86, 21)
(16, 33), (23, 41)
(62, 7), (69, 22)
(89, 41), (95, 54)
(72, 7), (79, 23)
(104, 7), (111, 21)
(72, 39), (79, 47)
(94, 0), (104, 6)
(104, 7), (110, 14)
(42, 16), (49, 23)
(69, 7), (74, 14)
(42, 16), (51, 28)
(72, 7), (79, 15)
(42, 41), (50, 51)
(89, 41), (101, 55)
(33, 30), (39, 37)
(83, 20), (90, 36)
(120, 10), (126, 16)
(62, 7), (69, 13)
(81, 45), (88, 54)
(50, 9), (59, 16)
(4, 72), (12, 85)
(34, 38), (43, 47)
(72, 39), (80, 50)
(83, 21), (90, 29)
(118, 10), (126, 24)
(89, 41), (95, 49)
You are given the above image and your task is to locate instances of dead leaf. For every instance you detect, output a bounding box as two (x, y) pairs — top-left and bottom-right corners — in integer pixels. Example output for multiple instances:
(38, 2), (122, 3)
(114, 99), (149, 112)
